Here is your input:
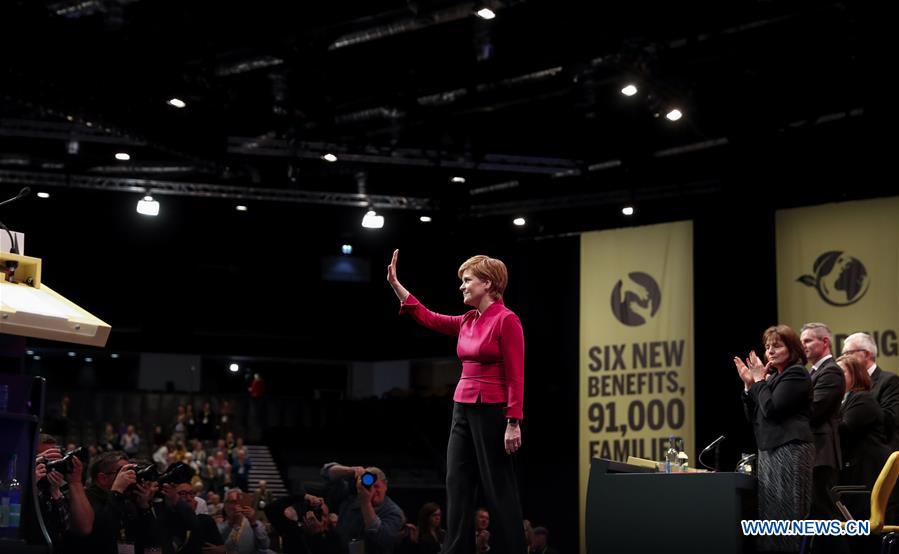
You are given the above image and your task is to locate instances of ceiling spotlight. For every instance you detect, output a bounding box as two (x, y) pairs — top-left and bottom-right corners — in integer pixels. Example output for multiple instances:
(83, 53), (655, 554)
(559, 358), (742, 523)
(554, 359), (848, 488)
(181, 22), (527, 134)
(451, 176), (466, 184)
(321, 153), (338, 162)
(111, 353), (120, 359)
(513, 217), (526, 226)
(621, 84), (638, 96)
(85, 357), (93, 363)
(26, 350), (34, 355)
(235, 205), (248, 212)
(37, 192), (50, 199)
(115, 152), (131, 161)
(665, 109), (683, 122)
(136, 195), (160, 216)
(476, 7), (496, 19)
(341, 244), (353, 255)
(419, 216), (432, 223)
(67, 351), (76, 357)
(622, 206), (635, 216)
(229, 363), (240, 373)
(33, 355), (41, 360)
(361, 210), (385, 229)
(167, 98), (187, 109)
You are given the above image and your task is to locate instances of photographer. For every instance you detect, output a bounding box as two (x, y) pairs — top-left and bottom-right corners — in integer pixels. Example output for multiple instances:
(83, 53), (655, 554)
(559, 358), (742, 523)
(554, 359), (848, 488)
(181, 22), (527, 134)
(217, 489), (271, 553)
(165, 481), (223, 554)
(264, 493), (341, 554)
(68, 451), (160, 553)
(31, 437), (94, 549)
(320, 463), (405, 554)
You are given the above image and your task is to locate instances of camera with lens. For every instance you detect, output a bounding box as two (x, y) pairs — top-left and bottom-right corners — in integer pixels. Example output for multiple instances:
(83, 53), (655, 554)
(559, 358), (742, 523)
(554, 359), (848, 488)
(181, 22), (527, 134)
(41, 446), (90, 475)
(360, 471), (377, 489)
(126, 461), (192, 493)
(157, 461), (192, 485)
(133, 464), (161, 484)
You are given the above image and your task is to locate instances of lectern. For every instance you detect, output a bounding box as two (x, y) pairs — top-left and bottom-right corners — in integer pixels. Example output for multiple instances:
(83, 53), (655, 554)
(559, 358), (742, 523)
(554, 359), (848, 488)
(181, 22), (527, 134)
(586, 458), (758, 553)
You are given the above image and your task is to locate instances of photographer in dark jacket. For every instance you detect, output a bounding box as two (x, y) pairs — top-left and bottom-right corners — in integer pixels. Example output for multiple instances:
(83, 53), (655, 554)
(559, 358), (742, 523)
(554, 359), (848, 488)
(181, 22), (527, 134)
(736, 324), (814, 554)
(67, 451), (159, 553)
(320, 463), (405, 554)
(265, 493), (342, 554)
(28, 436), (94, 551)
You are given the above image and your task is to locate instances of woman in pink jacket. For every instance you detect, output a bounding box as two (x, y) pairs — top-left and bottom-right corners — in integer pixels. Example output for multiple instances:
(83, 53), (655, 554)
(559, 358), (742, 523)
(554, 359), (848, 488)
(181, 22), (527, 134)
(388, 249), (526, 554)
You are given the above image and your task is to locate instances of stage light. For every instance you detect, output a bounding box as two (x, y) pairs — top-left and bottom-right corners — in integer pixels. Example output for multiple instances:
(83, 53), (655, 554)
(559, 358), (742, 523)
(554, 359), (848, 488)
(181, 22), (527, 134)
(666, 109), (683, 122)
(621, 84), (638, 96)
(342, 244), (353, 255)
(235, 205), (248, 212)
(513, 217), (526, 226)
(622, 206), (635, 216)
(85, 357), (93, 363)
(115, 152), (131, 161)
(111, 353), (119, 359)
(451, 176), (466, 183)
(322, 153), (338, 162)
(419, 216), (432, 223)
(476, 8), (496, 19)
(37, 192), (50, 199)
(167, 98), (187, 108)
(68, 351), (76, 357)
(229, 363), (239, 373)
(361, 210), (384, 229)
(136, 195), (160, 216)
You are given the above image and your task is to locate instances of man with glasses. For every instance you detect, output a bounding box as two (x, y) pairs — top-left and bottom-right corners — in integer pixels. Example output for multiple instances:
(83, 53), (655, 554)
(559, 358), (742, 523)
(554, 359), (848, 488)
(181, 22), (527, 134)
(218, 489), (270, 553)
(69, 451), (158, 553)
(844, 332), (899, 449)
(165, 482), (224, 554)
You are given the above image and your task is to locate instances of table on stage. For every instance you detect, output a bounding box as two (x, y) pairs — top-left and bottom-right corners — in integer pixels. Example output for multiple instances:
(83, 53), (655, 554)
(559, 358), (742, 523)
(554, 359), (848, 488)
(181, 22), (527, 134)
(585, 458), (758, 553)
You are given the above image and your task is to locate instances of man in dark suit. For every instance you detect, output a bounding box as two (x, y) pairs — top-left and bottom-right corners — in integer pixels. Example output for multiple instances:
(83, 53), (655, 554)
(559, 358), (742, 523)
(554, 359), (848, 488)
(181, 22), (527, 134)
(801, 323), (849, 553)
(844, 332), (899, 449)
(801, 323), (845, 522)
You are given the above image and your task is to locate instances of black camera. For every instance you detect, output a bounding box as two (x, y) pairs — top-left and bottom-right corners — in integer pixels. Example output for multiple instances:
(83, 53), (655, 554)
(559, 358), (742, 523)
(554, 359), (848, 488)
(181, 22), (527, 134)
(126, 461), (192, 493)
(43, 446), (89, 475)
(158, 461), (193, 485)
(134, 464), (161, 484)
(130, 461), (192, 485)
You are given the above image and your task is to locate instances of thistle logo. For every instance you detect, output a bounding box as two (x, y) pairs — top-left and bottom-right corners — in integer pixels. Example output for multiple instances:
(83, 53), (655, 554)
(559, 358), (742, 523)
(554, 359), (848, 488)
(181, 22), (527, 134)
(798, 251), (870, 307)
(610, 272), (661, 326)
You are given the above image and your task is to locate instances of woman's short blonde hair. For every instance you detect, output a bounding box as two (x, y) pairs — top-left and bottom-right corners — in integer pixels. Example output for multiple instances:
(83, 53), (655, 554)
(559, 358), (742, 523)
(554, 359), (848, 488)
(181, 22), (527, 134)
(458, 255), (508, 299)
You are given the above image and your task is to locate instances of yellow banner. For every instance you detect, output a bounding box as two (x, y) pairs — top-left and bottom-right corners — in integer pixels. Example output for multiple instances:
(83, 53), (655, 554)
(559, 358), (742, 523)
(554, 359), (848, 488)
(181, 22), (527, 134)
(579, 220), (695, 549)
(776, 196), (899, 362)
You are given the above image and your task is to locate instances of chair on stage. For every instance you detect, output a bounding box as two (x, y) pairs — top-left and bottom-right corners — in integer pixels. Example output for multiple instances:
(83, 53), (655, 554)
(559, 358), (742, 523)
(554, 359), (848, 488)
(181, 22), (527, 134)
(830, 451), (899, 551)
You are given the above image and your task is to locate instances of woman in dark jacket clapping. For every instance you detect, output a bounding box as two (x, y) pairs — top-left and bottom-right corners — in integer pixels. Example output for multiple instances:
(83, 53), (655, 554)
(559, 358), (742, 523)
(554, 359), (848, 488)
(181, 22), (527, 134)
(735, 324), (814, 553)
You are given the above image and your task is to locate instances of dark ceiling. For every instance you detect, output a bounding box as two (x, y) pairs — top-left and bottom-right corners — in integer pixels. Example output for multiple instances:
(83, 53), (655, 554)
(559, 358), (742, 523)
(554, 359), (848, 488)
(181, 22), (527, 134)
(0, 0), (870, 219)
(0, 0), (883, 360)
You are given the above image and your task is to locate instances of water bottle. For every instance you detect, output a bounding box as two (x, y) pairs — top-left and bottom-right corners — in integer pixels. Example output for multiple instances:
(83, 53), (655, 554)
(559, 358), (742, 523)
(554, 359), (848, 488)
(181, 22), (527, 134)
(676, 438), (689, 471)
(664, 436), (678, 473)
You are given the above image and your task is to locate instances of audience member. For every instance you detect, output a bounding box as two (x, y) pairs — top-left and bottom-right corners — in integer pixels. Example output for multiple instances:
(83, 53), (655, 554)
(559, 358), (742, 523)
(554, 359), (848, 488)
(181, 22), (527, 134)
(320, 462), (405, 554)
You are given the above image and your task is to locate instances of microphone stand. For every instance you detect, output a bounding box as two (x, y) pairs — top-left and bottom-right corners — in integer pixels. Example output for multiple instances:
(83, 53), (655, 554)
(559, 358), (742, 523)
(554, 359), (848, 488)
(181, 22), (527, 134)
(698, 435), (726, 471)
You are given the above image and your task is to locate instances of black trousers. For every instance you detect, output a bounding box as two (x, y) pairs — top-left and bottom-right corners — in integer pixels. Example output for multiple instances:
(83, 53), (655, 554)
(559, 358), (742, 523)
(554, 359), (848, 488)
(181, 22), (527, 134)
(444, 402), (525, 554)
